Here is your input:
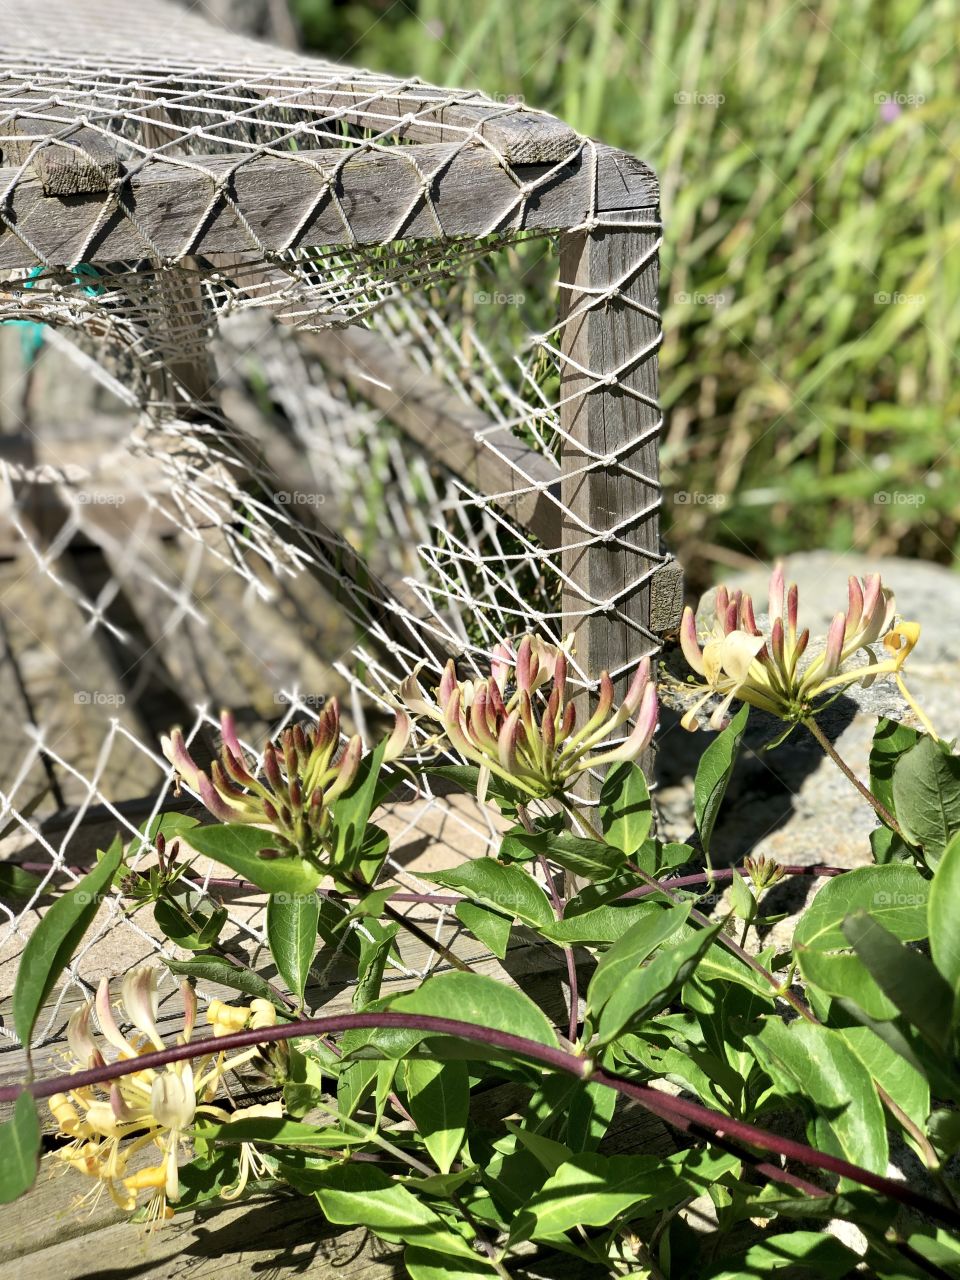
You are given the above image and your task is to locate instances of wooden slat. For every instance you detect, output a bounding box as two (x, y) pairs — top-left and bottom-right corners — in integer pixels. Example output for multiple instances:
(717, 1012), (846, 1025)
(299, 327), (561, 544)
(0, 144), (658, 268)
(3, 0), (579, 165)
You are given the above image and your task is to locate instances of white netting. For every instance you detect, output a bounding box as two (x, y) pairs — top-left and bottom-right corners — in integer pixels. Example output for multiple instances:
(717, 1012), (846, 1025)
(0, 0), (665, 1052)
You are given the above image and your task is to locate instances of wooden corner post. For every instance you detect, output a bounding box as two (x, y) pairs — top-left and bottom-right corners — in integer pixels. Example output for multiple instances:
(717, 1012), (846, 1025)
(559, 150), (663, 702)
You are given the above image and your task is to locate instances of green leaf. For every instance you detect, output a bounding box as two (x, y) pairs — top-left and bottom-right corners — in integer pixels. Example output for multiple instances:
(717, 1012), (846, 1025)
(330, 739), (386, 873)
(164, 953), (287, 1011)
(694, 703), (749, 856)
(0, 865), (43, 905)
(352, 822), (390, 887)
(422, 763), (521, 810)
(194, 1115), (365, 1147)
(587, 903), (691, 1016)
(929, 830), (960, 1005)
(405, 1248), (497, 1279)
(266, 891), (320, 1003)
(454, 901), (511, 959)
(154, 890), (228, 951)
(13, 837), (123, 1045)
(404, 1058), (469, 1174)
(834, 1022), (929, 1133)
(599, 762), (652, 856)
(511, 1150), (706, 1242)
(794, 865), (930, 1019)
(597, 919), (721, 1043)
(892, 735), (960, 865)
(309, 1162), (477, 1259)
(185, 824), (322, 895)
(354, 921), (399, 1010)
(566, 1079), (617, 1152)
(423, 859), (552, 930)
(391, 970), (559, 1049)
(704, 1230), (859, 1280)
(870, 718), (920, 821)
(0, 1092), (40, 1203)
(729, 869), (755, 923)
(869, 825), (915, 865)
(501, 831), (628, 881)
(175, 1149), (243, 1210)
(542, 901), (660, 946)
(841, 911), (953, 1050)
(747, 1018), (888, 1176)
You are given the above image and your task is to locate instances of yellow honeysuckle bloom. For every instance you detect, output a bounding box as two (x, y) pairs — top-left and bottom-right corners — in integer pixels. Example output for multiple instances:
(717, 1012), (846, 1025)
(47, 969), (281, 1226)
(679, 565), (935, 737)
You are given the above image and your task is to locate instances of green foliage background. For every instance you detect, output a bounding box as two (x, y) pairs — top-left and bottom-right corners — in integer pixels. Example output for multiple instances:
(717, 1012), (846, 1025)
(291, 0), (960, 578)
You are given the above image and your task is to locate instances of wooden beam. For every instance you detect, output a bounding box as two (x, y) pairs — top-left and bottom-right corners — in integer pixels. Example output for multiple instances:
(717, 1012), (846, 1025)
(559, 201), (663, 697)
(6, 0), (578, 164)
(0, 144), (658, 268)
(298, 327), (561, 545)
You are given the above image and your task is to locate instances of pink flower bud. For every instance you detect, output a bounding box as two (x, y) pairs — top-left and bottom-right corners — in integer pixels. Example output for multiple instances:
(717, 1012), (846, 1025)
(219, 711), (246, 768)
(680, 607), (705, 676)
(161, 728), (203, 792)
(498, 709), (522, 774)
(821, 613), (845, 677)
(67, 1001), (103, 1069)
(383, 709), (411, 762)
(121, 967), (164, 1052)
(846, 576), (864, 634)
(199, 773), (248, 823)
(95, 976), (134, 1057)
(768, 563), (785, 624)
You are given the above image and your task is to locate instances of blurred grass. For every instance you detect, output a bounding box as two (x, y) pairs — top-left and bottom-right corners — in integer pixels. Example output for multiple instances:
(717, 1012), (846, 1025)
(293, 0), (960, 579)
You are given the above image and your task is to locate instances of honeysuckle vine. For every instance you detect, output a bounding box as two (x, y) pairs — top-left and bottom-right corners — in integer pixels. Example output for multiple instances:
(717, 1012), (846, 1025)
(5, 1010), (959, 1232)
(8, 589), (960, 1279)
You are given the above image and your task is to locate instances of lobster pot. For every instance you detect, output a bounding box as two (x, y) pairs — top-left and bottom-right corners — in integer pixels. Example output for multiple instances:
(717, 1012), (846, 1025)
(0, 0), (672, 1052)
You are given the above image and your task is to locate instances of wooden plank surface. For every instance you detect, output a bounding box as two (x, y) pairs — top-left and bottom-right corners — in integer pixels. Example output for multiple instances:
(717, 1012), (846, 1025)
(559, 207), (663, 694)
(0, 144), (658, 267)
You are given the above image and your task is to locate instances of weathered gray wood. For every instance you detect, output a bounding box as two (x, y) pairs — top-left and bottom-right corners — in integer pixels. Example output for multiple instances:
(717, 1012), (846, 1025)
(0, 112), (122, 196)
(559, 206), (662, 695)
(300, 327), (561, 543)
(0, 144), (658, 268)
(650, 557), (685, 634)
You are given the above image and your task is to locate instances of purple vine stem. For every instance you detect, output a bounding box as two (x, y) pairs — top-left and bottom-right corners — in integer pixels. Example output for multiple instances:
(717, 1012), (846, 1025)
(9, 1011), (958, 1231)
(16, 862), (845, 905)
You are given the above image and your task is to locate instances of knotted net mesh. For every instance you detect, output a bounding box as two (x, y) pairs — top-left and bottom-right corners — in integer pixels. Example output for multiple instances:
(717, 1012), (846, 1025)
(0, 0), (665, 1053)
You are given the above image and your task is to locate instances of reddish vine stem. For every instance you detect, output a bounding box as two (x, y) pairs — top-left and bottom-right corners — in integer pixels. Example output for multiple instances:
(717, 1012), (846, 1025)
(7, 1011), (959, 1232)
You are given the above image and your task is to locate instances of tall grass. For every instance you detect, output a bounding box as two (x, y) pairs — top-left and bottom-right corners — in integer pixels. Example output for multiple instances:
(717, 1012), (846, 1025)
(295, 0), (960, 578)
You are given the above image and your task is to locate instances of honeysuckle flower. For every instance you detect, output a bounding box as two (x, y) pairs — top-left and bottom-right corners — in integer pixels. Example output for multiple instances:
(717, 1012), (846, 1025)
(398, 634), (658, 802)
(206, 997), (278, 1038)
(678, 565), (933, 735)
(161, 702), (409, 862)
(48, 968), (282, 1225)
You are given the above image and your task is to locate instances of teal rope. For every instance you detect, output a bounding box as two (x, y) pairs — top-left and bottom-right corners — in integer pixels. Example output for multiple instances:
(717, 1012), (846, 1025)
(2, 263), (105, 364)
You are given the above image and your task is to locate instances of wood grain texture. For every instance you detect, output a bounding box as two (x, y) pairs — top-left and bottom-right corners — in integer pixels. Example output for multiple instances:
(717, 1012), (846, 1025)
(559, 209), (662, 693)
(0, 144), (658, 267)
